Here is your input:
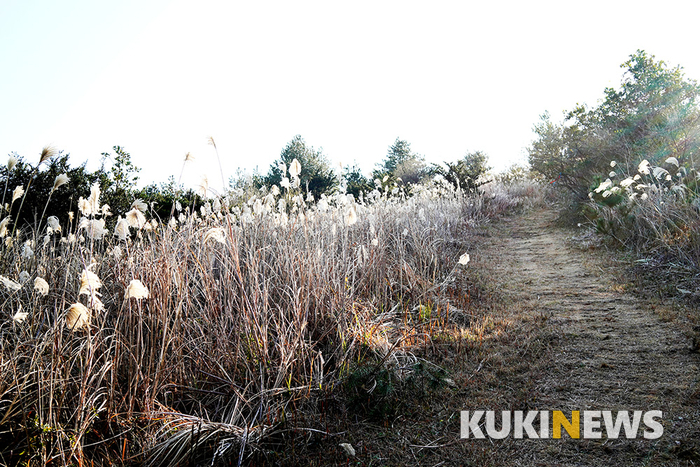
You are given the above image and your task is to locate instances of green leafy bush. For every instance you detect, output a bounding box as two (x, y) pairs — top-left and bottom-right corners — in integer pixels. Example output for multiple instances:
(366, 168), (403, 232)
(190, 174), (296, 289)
(529, 50), (700, 202)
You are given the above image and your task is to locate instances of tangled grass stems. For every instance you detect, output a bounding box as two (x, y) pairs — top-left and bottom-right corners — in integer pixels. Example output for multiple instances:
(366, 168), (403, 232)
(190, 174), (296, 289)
(0, 172), (541, 465)
(587, 157), (700, 298)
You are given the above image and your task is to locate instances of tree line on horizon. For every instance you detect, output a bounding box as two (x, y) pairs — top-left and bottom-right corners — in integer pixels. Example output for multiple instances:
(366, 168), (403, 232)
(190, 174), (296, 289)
(2, 137), (493, 229)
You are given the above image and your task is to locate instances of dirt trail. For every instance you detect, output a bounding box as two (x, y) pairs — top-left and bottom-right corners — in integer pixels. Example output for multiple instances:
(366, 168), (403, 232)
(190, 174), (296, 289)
(495, 208), (700, 466)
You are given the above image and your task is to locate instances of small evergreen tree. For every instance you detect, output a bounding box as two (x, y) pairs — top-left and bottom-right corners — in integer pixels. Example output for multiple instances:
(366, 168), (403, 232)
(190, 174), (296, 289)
(374, 138), (428, 185)
(433, 151), (490, 192)
(342, 162), (372, 198)
(262, 135), (337, 198)
(98, 146), (142, 215)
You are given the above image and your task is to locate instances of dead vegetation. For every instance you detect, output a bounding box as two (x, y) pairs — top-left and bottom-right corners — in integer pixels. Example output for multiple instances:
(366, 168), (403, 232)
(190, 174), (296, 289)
(282, 206), (700, 467)
(0, 163), (542, 466)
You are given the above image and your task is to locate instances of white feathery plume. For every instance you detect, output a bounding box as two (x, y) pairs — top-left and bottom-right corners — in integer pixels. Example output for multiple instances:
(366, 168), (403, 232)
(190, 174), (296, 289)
(21, 242), (33, 259)
(79, 268), (102, 296)
(12, 305), (28, 324)
(289, 158), (301, 178)
(47, 216), (61, 232)
(665, 156), (679, 168)
(125, 279), (149, 300)
(345, 205), (358, 226)
(39, 145), (57, 164)
(125, 208), (147, 229)
(53, 173), (69, 190)
(131, 199), (148, 212)
(78, 197), (92, 216)
(11, 186), (24, 204)
(78, 217), (107, 240)
(204, 227), (226, 244)
(638, 160), (651, 175)
(594, 179), (613, 193)
(34, 277), (49, 295)
(0, 217), (9, 237)
(198, 176), (209, 197)
(114, 217), (130, 241)
(66, 303), (90, 330)
(0, 275), (21, 292)
(88, 182), (101, 214)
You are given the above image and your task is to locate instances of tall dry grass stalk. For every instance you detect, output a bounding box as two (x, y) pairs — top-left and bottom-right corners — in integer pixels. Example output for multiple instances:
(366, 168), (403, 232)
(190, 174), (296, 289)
(207, 136), (226, 194)
(11, 146), (56, 238)
(1, 155), (18, 215)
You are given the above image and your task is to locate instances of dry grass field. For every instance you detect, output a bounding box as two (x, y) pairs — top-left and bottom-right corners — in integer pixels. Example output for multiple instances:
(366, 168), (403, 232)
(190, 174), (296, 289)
(2, 169), (698, 466)
(0, 171), (544, 466)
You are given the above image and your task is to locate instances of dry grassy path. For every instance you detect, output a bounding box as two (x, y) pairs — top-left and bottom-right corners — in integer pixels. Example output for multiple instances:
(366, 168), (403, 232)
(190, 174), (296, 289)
(297, 207), (699, 466)
(495, 207), (700, 466)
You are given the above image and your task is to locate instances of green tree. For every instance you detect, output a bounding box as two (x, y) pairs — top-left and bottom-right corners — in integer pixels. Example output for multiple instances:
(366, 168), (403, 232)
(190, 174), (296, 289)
(528, 109), (604, 197)
(433, 151), (490, 192)
(1, 148), (202, 232)
(380, 138), (413, 173)
(230, 166), (265, 193)
(135, 178), (201, 222)
(496, 163), (533, 184)
(342, 162), (372, 198)
(596, 50), (700, 167)
(375, 138), (427, 184)
(528, 50), (700, 199)
(98, 146), (142, 214)
(262, 135), (337, 198)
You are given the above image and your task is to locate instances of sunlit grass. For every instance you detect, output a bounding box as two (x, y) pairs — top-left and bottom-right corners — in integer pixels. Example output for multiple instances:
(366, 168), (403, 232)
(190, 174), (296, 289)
(0, 160), (541, 465)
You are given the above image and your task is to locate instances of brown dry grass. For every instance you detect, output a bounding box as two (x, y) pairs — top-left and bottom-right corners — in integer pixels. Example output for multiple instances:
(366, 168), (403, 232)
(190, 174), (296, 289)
(6, 177), (697, 466)
(258, 206), (553, 466)
(272, 206), (700, 466)
(0, 177), (542, 466)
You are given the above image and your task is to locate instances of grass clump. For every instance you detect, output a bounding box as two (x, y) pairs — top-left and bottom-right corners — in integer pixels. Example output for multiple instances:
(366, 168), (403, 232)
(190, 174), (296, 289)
(584, 156), (700, 308)
(0, 157), (541, 466)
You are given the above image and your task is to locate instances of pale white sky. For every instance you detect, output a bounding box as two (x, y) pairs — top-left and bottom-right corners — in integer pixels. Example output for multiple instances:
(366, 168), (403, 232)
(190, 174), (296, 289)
(2, 0), (700, 194)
